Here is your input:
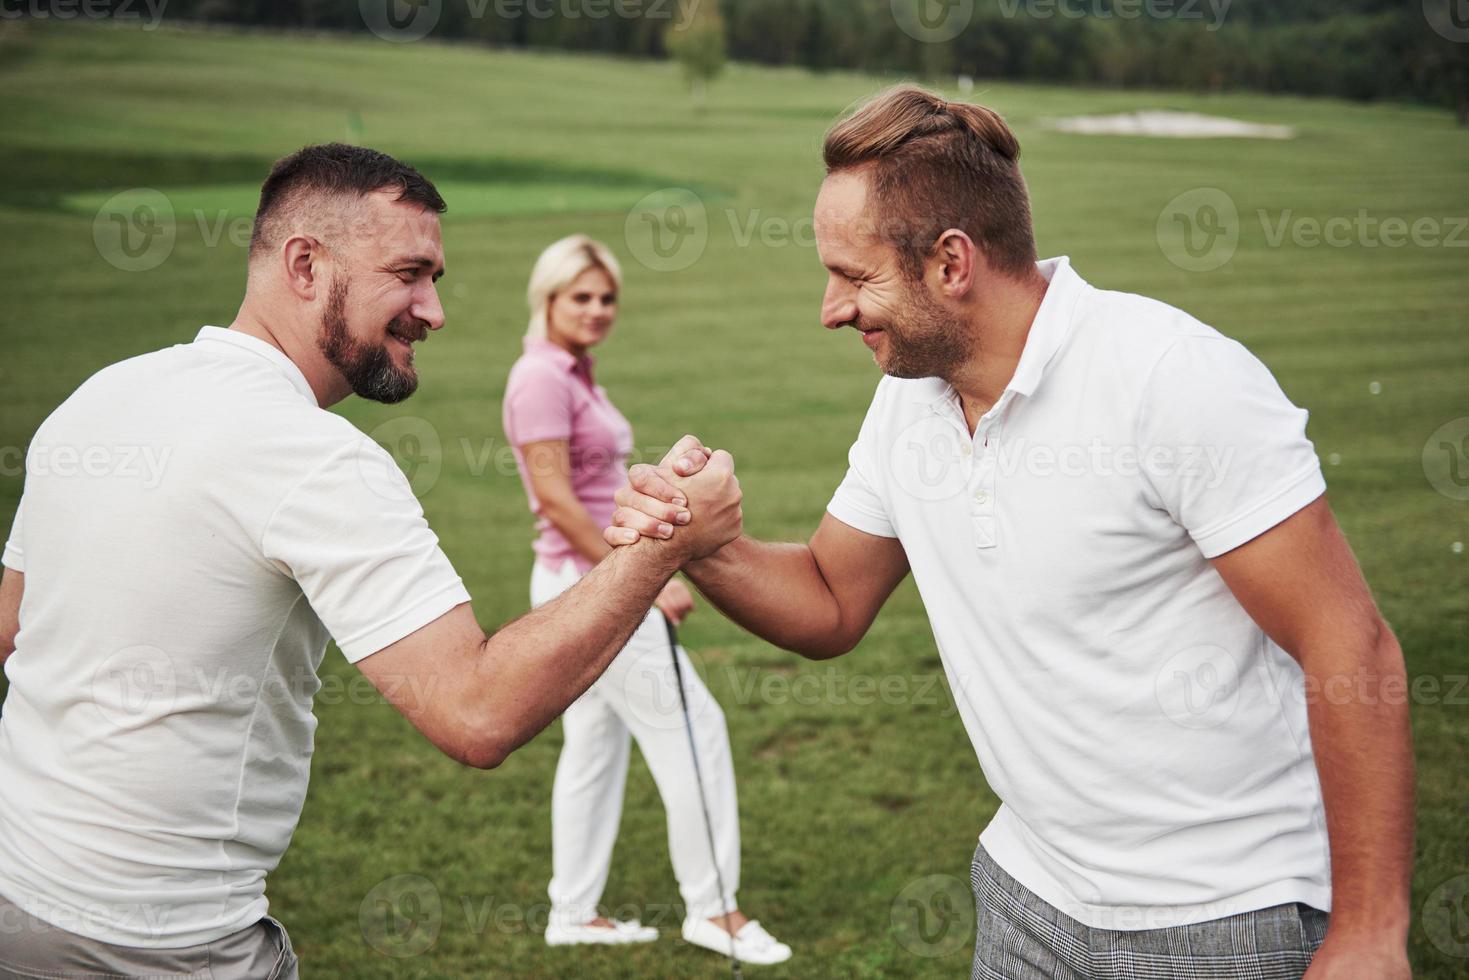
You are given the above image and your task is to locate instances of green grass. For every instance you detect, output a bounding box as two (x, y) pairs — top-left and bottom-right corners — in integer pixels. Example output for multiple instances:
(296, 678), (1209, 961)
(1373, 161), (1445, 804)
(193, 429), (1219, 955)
(1, 17), (1466, 979)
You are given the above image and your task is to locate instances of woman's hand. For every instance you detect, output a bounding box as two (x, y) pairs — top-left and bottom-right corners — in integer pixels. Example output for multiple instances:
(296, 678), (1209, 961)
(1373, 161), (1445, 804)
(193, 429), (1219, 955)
(655, 579), (696, 626)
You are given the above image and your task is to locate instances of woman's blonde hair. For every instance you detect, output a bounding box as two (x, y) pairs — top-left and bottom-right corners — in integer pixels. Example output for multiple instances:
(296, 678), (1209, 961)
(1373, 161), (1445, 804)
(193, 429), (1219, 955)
(525, 234), (623, 339)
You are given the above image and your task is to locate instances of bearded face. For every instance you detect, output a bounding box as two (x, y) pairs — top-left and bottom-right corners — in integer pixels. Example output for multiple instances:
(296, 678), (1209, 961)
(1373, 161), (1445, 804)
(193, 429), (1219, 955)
(316, 276), (426, 405)
(865, 272), (972, 380)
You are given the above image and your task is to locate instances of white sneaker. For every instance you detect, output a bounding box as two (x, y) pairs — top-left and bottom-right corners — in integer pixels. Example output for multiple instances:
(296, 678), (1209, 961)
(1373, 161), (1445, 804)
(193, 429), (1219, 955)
(682, 917), (792, 965)
(545, 918), (658, 946)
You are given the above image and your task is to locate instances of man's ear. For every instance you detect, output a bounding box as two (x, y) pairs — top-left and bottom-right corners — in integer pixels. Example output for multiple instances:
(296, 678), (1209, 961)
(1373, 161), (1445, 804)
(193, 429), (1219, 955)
(932, 228), (978, 299)
(281, 235), (324, 302)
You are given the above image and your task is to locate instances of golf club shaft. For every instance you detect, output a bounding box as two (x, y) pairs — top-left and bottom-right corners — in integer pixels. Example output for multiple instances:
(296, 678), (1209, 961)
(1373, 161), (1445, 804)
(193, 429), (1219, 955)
(664, 614), (743, 979)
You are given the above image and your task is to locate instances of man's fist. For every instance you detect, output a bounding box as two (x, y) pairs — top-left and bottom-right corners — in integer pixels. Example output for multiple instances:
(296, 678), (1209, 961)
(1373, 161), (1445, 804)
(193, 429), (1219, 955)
(605, 435), (735, 562)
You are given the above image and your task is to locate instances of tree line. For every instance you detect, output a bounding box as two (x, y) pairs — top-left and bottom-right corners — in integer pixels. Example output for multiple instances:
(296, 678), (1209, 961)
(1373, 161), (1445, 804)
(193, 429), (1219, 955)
(44, 0), (1469, 119)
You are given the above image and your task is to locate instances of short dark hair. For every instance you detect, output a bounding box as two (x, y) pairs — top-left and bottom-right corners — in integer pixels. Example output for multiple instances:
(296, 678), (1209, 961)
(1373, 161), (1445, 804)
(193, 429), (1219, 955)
(249, 143), (446, 259)
(823, 85), (1036, 279)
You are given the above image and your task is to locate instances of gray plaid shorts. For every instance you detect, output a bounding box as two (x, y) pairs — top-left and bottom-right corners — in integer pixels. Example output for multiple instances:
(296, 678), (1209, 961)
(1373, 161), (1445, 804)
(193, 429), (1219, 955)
(970, 844), (1328, 979)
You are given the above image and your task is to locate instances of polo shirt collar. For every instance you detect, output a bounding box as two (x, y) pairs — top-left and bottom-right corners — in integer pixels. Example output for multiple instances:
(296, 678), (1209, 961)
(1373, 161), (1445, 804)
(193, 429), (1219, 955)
(1006, 256), (1083, 398)
(524, 336), (596, 378)
(910, 255), (1085, 411)
(194, 326), (317, 405)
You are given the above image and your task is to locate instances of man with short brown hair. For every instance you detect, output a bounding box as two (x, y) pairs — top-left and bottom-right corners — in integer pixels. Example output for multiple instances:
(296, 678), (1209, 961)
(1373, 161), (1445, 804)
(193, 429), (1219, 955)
(609, 86), (1413, 979)
(0, 143), (739, 978)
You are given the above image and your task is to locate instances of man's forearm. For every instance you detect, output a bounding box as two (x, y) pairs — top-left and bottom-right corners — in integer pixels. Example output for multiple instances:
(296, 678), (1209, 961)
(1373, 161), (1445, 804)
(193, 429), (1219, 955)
(684, 536), (848, 658)
(474, 539), (679, 758)
(1305, 620), (1415, 943)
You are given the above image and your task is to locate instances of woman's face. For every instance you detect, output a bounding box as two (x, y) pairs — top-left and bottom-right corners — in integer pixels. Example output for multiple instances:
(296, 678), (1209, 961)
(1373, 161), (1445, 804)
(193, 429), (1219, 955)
(546, 266), (618, 354)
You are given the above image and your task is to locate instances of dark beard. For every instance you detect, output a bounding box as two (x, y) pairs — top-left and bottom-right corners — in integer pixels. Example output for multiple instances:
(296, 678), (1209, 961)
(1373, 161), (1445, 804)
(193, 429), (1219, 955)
(878, 279), (970, 380)
(317, 277), (419, 404)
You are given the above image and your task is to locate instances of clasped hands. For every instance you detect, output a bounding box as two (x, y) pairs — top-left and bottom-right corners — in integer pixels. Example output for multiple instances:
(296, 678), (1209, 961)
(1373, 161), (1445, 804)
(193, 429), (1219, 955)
(604, 435), (738, 569)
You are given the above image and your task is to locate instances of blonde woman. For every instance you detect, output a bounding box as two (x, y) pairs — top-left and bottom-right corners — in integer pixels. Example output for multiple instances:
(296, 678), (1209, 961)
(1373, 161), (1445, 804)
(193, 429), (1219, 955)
(501, 235), (791, 965)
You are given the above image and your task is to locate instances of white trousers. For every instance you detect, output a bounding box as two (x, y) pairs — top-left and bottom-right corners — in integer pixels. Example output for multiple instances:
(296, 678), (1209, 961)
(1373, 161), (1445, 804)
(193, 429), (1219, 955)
(531, 559), (741, 926)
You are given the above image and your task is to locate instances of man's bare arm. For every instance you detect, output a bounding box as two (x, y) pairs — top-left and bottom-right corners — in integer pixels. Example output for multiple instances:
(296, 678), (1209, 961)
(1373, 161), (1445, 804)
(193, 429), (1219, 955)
(1211, 496), (1412, 979)
(608, 458), (909, 659)
(356, 540), (680, 769)
(0, 567), (21, 666)
(356, 439), (737, 769)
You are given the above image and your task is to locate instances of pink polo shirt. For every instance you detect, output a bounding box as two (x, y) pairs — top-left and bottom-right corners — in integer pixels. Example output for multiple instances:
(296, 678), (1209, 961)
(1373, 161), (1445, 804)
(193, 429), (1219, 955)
(503, 337), (634, 573)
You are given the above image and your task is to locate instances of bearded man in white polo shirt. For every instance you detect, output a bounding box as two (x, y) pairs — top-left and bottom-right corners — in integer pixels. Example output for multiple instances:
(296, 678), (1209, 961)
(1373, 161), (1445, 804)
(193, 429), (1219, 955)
(606, 87), (1414, 979)
(0, 144), (739, 978)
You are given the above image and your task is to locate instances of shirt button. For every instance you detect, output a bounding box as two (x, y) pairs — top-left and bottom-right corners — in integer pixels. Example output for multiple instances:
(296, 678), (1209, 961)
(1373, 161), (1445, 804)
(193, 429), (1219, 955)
(961, 444), (972, 456)
(973, 490), (990, 504)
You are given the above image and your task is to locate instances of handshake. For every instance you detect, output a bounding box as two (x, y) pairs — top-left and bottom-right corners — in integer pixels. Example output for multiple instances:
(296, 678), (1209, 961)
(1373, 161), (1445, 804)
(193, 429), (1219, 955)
(602, 434), (742, 565)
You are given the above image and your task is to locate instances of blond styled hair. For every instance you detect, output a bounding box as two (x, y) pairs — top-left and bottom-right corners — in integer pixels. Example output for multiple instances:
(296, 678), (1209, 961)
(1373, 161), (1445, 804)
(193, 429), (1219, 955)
(823, 85), (1036, 279)
(525, 234), (623, 339)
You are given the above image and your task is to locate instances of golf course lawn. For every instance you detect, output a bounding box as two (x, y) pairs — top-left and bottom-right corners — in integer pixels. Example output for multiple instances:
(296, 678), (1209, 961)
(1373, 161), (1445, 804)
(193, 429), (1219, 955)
(0, 19), (1465, 978)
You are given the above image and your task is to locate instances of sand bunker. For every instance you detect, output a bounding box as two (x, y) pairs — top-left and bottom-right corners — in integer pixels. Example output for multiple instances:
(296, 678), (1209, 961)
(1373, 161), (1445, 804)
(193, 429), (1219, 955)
(1044, 110), (1296, 139)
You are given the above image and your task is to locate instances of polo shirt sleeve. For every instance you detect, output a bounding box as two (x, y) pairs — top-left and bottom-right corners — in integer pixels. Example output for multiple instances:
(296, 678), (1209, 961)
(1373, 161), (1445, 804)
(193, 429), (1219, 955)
(826, 382), (899, 539)
(2, 494), (22, 572)
(503, 358), (574, 446)
(1137, 335), (1325, 559)
(261, 436), (471, 663)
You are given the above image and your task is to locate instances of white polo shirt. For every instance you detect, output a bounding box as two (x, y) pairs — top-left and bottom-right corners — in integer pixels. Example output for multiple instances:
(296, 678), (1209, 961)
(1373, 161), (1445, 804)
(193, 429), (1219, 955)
(0, 327), (470, 947)
(828, 257), (1330, 929)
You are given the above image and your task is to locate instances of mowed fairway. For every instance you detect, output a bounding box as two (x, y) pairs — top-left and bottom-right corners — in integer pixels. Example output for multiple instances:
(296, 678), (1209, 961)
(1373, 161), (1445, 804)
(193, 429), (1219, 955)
(0, 19), (1466, 979)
